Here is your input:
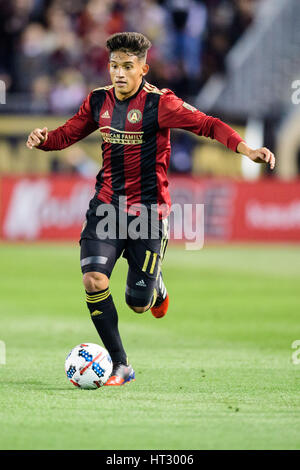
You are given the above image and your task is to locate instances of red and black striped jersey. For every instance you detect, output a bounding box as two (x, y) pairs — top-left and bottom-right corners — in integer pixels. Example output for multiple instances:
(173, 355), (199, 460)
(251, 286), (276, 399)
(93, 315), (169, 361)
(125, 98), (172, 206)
(39, 78), (243, 217)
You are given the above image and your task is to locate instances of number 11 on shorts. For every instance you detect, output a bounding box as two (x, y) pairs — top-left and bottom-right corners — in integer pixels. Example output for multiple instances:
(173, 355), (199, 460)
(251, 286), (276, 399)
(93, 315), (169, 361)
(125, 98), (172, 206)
(142, 250), (158, 275)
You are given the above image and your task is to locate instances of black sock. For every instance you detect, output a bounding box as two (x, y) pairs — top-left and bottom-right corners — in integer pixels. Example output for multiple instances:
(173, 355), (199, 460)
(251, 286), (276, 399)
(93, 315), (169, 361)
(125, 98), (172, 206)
(85, 288), (128, 365)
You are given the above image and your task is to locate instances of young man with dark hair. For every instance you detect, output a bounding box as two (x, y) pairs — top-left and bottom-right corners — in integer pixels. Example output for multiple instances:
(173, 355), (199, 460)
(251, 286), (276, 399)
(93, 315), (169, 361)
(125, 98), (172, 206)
(26, 32), (275, 386)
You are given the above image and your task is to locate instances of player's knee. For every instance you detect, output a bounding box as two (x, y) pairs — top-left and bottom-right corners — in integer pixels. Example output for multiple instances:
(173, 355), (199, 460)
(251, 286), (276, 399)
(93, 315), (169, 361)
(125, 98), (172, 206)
(83, 271), (109, 292)
(125, 283), (153, 313)
(128, 304), (150, 314)
(125, 291), (151, 313)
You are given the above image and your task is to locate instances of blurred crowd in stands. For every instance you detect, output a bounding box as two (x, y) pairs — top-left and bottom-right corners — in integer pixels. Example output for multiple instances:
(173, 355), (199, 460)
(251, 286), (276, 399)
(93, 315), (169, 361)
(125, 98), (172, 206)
(0, 0), (260, 114)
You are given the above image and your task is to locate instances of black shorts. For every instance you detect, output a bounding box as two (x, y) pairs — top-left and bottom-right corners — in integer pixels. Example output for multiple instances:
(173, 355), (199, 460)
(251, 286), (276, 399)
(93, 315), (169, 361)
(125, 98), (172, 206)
(79, 196), (169, 306)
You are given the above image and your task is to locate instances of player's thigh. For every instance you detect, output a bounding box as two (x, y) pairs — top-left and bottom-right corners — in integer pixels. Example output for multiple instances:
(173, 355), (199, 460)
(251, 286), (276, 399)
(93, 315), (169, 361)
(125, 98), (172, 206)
(80, 195), (120, 244)
(125, 215), (169, 275)
(80, 195), (125, 279)
(80, 237), (125, 280)
(124, 220), (169, 307)
(125, 263), (157, 308)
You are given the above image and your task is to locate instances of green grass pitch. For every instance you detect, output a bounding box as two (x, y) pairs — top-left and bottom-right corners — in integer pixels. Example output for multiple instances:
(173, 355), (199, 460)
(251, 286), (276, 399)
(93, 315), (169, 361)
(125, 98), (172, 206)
(0, 242), (299, 450)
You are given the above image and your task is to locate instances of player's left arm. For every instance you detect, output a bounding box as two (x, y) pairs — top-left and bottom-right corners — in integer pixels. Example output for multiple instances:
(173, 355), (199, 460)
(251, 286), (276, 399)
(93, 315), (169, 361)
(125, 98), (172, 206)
(27, 93), (98, 151)
(158, 90), (275, 170)
(236, 141), (275, 170)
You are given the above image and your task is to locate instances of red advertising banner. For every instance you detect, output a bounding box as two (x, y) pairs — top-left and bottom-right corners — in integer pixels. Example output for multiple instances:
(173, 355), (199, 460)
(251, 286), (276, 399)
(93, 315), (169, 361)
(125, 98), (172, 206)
(1, 175), (300, 242)
(0, 176), (94, 241)
(168, 177), (300, 242)
(232, 180), (300, 241)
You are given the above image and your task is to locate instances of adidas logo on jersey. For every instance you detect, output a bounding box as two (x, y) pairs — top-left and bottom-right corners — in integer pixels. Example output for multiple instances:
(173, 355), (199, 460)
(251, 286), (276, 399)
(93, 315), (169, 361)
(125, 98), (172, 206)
(101, 110), (110, 119)
(136, 279), (147, 287)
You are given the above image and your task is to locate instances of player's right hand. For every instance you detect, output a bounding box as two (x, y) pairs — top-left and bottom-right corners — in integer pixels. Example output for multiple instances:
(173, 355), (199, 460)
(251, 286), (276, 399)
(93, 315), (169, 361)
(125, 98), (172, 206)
(26, 127), (48, 149)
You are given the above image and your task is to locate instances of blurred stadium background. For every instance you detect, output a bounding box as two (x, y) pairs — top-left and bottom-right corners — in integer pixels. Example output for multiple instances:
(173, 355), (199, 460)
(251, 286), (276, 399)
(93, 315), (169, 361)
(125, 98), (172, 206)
(0, 0), (300, 242)
(1, 0), (300, 451)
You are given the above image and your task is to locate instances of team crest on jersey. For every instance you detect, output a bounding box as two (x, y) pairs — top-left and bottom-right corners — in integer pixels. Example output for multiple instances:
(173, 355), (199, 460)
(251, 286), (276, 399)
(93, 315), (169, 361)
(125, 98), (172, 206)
(127, 109), (142, 123)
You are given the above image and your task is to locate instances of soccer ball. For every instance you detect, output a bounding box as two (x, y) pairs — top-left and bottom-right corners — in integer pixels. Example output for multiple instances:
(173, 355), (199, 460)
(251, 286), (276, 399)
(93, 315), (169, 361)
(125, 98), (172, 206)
(65, 343), (113, 389)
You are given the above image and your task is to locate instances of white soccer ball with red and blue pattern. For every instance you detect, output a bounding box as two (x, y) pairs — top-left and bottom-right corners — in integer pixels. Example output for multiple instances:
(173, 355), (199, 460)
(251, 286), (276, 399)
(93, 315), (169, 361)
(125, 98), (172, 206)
(65, 343), (112, 389)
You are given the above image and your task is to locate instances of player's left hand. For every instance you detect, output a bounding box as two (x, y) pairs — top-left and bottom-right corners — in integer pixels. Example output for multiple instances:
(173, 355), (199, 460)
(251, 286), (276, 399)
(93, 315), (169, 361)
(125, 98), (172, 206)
(248, 147), (276, 170)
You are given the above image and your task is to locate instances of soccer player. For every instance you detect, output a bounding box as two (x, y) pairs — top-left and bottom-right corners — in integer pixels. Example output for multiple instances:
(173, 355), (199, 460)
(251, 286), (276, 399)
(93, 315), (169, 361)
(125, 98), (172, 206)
(26, 32), (275, 386)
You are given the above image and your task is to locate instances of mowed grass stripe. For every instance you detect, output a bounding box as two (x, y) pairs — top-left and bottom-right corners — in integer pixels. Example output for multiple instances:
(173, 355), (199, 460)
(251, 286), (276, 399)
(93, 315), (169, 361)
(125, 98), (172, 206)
(0, 243), (299, 449)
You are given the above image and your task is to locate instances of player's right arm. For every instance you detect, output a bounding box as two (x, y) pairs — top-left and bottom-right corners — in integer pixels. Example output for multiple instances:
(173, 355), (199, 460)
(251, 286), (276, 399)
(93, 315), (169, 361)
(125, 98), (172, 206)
(26, 93), (98, 151)
(158, 89), (275, 169)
